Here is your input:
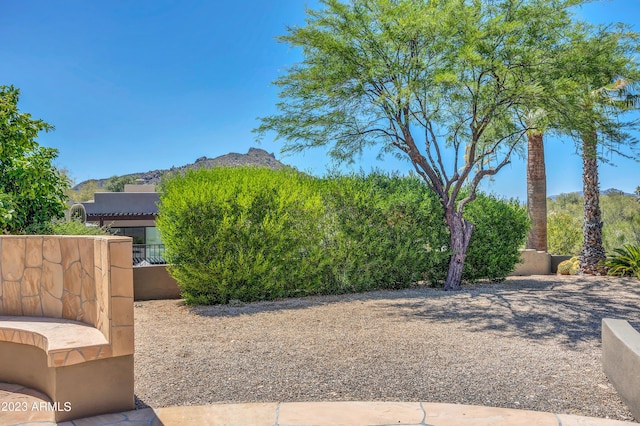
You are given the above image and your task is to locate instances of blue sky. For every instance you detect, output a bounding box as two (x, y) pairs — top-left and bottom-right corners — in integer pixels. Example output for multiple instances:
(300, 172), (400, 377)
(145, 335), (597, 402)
(1, 0), (638, 201)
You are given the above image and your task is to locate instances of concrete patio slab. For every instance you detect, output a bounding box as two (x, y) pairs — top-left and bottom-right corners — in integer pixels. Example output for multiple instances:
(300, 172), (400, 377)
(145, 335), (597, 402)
(1, 382), (637, 426)
(0, 383), (56, 425)
(556, 413), (637, 426)
(422, 402), (559, 425)
(277, 401), (425, 425)
(153, 403), (278, 426)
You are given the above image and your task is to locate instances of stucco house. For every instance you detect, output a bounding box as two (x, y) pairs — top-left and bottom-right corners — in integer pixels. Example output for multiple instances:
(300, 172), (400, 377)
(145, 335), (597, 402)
(81, 184), (164, 264)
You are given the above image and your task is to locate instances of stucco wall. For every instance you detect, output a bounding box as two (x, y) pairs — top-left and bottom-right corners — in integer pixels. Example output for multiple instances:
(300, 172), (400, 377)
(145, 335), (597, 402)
(509, 249), (551, 276)
(133, 265), (181, 300)
(602, 318), (640, 421)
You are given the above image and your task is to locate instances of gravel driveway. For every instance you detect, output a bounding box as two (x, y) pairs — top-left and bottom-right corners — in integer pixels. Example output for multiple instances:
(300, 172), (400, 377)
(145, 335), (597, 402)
(133, 275), (640, 422)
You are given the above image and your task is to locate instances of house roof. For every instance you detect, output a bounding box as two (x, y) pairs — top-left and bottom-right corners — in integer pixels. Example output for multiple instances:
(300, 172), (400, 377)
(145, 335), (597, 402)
(82, 192), (160, 217)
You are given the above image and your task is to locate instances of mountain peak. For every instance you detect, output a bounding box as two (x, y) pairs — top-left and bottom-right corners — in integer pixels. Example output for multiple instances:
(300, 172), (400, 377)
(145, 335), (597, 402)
(73, 147), (287, 191)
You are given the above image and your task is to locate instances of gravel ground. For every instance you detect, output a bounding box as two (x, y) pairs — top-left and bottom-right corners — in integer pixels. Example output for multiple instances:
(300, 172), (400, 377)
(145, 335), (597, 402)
(133, 275), (640, 422)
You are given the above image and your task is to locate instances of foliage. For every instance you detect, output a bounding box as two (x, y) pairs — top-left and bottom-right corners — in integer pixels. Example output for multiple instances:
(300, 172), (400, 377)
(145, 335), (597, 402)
(255, 0), (593, 290)
(547, 212), (583, 256)
(0, 85), (70, 234)
(67, 180), (105, 202)
(157, 167), (329, 305)
(157, 168), (529, 305)
(462, 194), (530, 282)
(25, 218), (109, 236)
(320, 172), (449, 290)
(105, 175), (137, 192)
(605, 245), (640, 279)
(557, 256), (580, 275)
(547, 192), (640, 255)
(50, 219), (109, 236)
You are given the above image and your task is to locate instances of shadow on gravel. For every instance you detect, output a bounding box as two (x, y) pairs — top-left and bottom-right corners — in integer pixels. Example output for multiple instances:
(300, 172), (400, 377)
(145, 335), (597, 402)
(385, 276), (640, 347)
(187, 287), (429, 318)
(185, 275), (640, 348)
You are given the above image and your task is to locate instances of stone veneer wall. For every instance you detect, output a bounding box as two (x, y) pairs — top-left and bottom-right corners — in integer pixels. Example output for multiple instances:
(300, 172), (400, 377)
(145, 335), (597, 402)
(0, 235), (133, 353)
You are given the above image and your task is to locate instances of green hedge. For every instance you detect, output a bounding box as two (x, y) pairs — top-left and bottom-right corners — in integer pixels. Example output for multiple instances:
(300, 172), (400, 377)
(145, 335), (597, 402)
(462, 193), (529, 282)
(157, 168), (528, 304)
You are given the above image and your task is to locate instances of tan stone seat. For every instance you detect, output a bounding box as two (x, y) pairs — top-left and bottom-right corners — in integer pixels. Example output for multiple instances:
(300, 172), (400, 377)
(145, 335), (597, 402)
(0, 235), (135, 422)
(0, 316), (111, 367)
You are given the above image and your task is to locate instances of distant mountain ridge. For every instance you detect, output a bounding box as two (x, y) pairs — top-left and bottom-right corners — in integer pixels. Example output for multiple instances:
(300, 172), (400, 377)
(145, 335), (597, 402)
(548, 188), (637, 200)
(72, 147), (287, 191)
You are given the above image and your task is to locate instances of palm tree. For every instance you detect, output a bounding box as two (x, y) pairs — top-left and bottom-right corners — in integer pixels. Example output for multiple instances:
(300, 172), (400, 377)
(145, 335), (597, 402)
(580, 79), (640, 274)
(546, 21), (640, 274)
(524, 110), (549, 252)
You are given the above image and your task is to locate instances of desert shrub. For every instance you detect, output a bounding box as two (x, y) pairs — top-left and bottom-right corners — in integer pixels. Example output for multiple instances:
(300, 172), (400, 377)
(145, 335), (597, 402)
(547, 191), (640, 255)
(26, 218), (109, 235)
(158, 168), (530, 304)
(157, 167), (328, 305)
(548, 212), (583, 256)
(601, 193), (640, 251)
(51, 219), (109, 235)
(461, 193), (530, 282)
(606, 245), (640, 279)
(557, 256), (580, 275)
(320, 173), (449, 290)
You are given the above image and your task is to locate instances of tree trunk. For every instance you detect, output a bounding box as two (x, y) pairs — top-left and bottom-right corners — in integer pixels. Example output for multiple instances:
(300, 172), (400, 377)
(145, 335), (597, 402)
(444, 209), (474, 291)
(526, 131), (547, 251)
(580, 132), (606, 274)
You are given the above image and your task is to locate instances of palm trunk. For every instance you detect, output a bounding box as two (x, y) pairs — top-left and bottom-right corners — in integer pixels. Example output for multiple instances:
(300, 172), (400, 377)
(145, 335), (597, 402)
(526, 131), (547, 251)
(444, 209), (474, 291)
(580, 132), (606, 274)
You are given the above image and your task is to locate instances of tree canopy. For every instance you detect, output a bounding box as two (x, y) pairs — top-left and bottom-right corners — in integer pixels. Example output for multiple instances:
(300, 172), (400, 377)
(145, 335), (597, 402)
(105, 175), (137, 192)
(256, 0), (597, 289)
(0, 85), (69, 233)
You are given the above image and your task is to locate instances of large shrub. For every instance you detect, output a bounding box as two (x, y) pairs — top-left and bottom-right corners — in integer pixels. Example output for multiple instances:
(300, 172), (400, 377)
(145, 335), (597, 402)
(462, 193), (530, 282)
(158, 168), (529, 304)
(157, 167), (328, 304)
(321, 173), (449, 291)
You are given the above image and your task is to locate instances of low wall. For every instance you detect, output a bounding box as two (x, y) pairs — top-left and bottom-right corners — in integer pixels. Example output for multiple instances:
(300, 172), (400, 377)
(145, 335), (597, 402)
(509, 249), (551, 276)
(133, 265), (181, 300)
(550, 255), (572, 274)
(132, 251), (574, 301)
(602, 318), (640, 421)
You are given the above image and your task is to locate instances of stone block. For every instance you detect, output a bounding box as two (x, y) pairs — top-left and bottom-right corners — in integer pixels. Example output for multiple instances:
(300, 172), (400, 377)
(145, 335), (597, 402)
(42, 260), (64, 300)
(43, 237), (62, 263)
(25, 236), (43, 268)
(1, 238), (25, 281)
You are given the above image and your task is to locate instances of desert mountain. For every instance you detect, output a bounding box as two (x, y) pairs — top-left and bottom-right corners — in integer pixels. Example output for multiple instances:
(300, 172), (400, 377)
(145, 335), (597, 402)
(72, 147), (287, 191)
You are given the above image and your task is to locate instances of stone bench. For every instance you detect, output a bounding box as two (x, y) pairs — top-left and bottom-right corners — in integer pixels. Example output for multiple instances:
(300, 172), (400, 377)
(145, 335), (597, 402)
(602, 318), (640, 421)
(0, 235), (135, 422)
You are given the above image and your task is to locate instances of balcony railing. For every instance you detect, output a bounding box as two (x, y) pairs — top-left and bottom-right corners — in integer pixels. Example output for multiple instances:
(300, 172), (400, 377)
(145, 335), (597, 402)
(132, 244), (166, 266)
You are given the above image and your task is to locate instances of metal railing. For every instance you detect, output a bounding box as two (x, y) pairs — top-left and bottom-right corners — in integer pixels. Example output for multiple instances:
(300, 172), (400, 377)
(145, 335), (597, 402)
(132, 244), (166, 266)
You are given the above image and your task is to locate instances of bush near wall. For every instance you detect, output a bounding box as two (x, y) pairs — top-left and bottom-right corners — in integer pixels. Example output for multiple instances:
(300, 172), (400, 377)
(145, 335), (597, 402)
(462, 193), (530, 282)
(157, 168), (529, 305)
(157, 167), (328, 305)
(320, 173), (449, 292)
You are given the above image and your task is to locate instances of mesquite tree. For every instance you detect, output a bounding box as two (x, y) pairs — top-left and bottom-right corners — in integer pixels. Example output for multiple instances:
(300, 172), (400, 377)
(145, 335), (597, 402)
(256, 0), (587, 290)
